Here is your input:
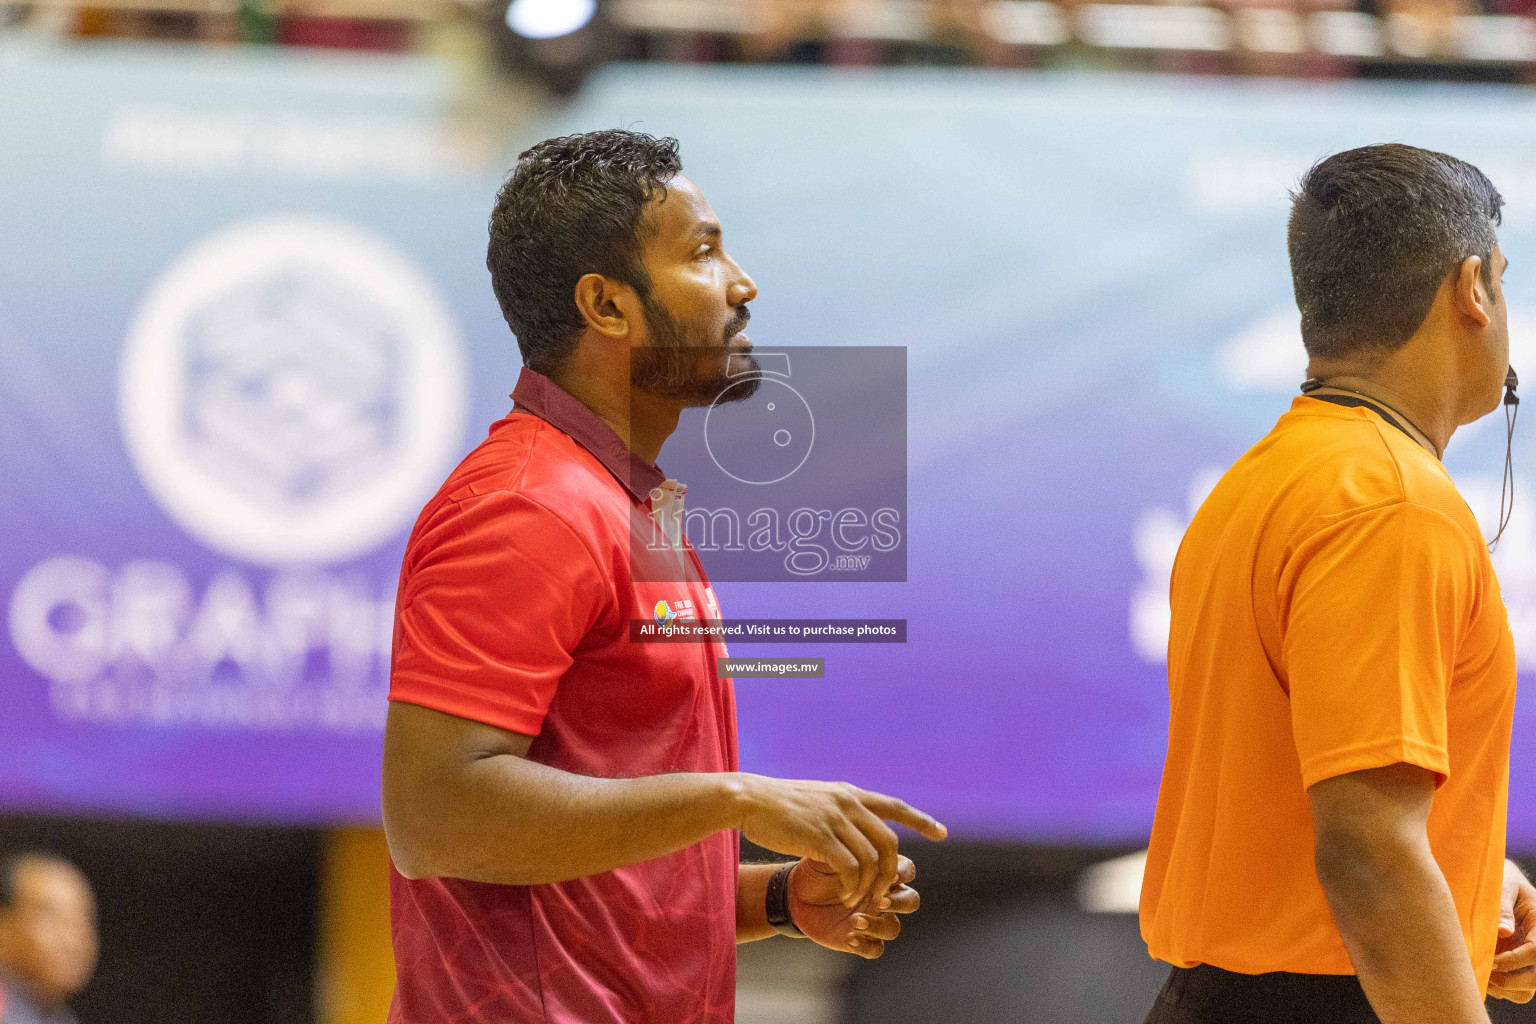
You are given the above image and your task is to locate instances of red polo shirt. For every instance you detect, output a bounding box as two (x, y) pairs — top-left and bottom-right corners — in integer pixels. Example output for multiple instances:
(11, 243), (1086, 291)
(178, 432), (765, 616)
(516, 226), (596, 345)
(387, 368), (739, 1024)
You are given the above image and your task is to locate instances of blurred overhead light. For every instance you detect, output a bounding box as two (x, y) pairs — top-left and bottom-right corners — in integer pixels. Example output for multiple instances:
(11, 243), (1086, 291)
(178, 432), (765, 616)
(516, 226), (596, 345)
(1235, 9), (1306, 54)
(609, 0), (751, 34)
(506, 0), (597, 39)
(1310, 11), (1385, 57)
(831, 0), (929, 42)
(982, 1), (1070, 46)
(1077, 4), (1232, 51)
(491, 0), (613, 96)
(1453, 15), (1536, 61)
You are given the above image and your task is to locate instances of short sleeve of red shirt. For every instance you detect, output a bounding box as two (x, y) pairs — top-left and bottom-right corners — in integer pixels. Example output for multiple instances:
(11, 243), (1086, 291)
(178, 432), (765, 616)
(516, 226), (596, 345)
(389, 489), (611, 736)
(1281, 500), (1475, 790)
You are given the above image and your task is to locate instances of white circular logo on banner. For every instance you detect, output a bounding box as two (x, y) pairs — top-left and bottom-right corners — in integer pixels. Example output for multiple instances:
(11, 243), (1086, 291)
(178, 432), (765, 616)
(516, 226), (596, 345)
(119, 216), (469, 564)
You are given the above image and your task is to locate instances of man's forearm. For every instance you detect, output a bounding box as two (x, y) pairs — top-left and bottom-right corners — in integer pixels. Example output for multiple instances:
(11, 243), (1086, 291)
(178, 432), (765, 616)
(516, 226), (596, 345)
(737, 862), (781, 944)
(387, 751), (745, 885)
(384, 702), (943, 900)
(1317, 832), (1488, 1024)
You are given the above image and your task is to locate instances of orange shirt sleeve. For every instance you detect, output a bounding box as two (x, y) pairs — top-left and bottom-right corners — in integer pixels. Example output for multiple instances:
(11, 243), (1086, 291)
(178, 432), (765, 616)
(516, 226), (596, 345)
(1281, 500), (1476, 790)
(388, 489), (611, 737)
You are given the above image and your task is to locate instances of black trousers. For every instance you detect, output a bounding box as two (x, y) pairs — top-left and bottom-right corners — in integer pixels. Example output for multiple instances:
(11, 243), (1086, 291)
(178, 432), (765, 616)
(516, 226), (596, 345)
(1144, 965), (1383, 1024)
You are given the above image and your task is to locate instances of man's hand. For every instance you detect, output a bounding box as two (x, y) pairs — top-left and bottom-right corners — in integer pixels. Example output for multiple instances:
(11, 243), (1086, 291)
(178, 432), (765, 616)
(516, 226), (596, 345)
(735, 774), (947, 909)
(1490, 859), (1536, 1003)
(787, 856), (920, 960)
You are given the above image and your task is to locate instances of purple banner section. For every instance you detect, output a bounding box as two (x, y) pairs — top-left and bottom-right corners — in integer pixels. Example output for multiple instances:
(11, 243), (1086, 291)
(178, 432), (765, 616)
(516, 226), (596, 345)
(629, 619), (907, 643)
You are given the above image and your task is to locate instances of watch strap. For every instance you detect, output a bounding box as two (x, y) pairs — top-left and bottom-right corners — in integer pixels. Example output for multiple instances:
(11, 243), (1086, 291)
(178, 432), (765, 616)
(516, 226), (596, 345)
(765, 860), (806, 938)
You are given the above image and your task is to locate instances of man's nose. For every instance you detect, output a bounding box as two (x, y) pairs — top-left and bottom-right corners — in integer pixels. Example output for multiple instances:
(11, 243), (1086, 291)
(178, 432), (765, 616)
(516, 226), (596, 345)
(730, 266), (757, 306)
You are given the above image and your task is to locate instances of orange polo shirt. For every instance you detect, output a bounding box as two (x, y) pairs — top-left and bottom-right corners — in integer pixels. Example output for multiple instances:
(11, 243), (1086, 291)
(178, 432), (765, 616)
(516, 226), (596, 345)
(1140, 396), (1517, 986)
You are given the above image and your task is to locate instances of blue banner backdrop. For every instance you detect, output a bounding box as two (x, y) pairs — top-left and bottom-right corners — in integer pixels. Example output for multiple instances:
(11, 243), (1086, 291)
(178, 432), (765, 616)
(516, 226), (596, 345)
(5, 46), (1536, 841)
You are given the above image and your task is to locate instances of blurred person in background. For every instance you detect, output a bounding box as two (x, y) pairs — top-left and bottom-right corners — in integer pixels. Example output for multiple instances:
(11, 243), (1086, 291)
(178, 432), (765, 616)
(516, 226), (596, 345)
(744, 0), (836, 61)
(1141, 144), (1536, 1023)
(0, 854), (97, 1024)
(381, 129), (945, 1024)
(1372, 0), (1473, 56)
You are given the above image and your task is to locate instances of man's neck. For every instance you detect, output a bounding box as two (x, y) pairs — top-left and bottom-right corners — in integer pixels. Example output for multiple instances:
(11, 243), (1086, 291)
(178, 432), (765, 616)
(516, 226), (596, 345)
(545, 367), (680, 467)
(1304, 357), (1458, 459)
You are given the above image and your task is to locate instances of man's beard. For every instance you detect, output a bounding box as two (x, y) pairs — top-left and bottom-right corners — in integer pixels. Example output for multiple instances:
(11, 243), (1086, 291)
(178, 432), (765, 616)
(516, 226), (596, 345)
(632, 295), (759, 407)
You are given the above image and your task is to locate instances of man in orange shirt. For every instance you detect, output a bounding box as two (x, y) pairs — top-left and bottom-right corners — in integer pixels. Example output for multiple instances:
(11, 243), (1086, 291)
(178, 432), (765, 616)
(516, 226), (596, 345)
(1141, 144), (1536, 1023)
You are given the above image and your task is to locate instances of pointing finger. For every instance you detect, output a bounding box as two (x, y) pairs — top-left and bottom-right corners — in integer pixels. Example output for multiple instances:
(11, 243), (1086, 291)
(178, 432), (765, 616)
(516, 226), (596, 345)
(859, 792), (948, 842)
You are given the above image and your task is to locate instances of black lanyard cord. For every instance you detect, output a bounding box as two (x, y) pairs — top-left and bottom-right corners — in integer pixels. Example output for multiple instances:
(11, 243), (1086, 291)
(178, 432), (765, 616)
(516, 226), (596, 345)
(1491, 395), (1519, 553)
(1302, 376), (1519, 554)
(1302, 390), (1428, 452)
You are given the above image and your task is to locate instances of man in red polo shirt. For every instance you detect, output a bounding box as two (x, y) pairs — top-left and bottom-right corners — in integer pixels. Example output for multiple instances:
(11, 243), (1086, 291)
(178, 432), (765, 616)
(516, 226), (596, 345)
(381, 130), (946, 1024)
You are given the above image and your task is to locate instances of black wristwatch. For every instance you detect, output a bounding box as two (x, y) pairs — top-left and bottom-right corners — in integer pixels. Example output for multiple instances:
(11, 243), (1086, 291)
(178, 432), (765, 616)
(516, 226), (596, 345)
(765, 860), (806, 938)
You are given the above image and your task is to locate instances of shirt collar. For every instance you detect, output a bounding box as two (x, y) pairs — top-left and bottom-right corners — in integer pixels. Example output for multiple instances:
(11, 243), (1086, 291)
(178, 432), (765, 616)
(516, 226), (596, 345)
(509, 366), (666, 504)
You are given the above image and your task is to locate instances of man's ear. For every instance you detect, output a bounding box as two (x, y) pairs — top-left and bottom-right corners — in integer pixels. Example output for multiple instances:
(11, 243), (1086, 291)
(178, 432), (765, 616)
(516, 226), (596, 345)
(574, 273), (634, 340)
(1453, 255), (1493, 330)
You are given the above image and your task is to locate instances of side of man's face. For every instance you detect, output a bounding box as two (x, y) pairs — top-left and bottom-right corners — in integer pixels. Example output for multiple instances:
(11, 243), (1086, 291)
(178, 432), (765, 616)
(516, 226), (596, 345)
(1485, 244), (1512, 414)
(629, 174), (760, 406)
(0, 860), (99, 1007)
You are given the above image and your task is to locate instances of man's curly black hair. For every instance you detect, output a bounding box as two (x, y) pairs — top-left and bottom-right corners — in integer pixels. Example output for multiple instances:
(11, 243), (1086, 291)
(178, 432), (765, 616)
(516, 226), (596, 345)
(487, 129), (683, 374)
